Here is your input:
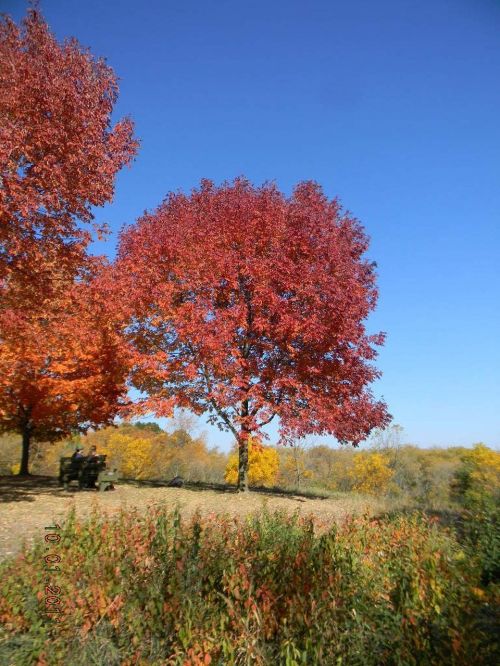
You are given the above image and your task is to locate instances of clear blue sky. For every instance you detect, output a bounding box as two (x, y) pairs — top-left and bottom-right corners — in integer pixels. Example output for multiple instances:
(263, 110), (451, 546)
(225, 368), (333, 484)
(7, 0), (500, 449)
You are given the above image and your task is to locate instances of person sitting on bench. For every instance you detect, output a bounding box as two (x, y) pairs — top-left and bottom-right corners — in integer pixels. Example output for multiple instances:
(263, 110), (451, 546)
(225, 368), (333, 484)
(87, 445), (99, 459)
(71, 444), (85, 463)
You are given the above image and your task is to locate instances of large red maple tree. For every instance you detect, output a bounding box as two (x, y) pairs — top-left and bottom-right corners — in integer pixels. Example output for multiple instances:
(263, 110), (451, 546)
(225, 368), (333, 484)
(0, 8), (138, 472)
(114, 178), (390, 491)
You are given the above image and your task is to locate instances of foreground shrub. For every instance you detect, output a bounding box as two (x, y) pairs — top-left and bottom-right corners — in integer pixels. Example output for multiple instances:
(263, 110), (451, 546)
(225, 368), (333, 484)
(0, 507), (497, 665)
(451, 444), (500, 589)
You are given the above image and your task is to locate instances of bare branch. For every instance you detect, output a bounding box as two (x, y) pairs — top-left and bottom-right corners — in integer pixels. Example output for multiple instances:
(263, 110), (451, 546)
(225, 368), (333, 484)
(257, 412), (276, 428)
(200, 362), (238, 438)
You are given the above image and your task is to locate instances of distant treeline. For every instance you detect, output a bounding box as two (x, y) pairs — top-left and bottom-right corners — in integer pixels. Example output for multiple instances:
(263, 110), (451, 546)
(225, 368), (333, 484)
(1, 424), (498, 510)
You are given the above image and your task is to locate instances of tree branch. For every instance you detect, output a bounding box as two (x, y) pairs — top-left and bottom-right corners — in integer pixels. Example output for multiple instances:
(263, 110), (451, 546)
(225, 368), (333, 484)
(200, 363), (238, 439)
(257, 412), (276, 428)
(209, 397), (238, 438)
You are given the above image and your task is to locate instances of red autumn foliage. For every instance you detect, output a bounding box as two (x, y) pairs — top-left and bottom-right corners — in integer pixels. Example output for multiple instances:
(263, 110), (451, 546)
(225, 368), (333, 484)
(0, 266), (130, 474)
(0, 7), (138, 287)
(114, 178), (390, 490)
(0, 7), (137, 473)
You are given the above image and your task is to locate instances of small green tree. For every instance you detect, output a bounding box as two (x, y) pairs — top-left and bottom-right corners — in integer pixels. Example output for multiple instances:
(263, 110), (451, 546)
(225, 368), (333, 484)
(451, 444), (500, 510)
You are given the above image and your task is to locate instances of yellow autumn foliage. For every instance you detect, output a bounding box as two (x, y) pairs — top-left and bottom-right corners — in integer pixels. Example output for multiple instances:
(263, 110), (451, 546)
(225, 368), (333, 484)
(452, 443), (500, 507)
(349, 451), (394, 495)
(97, 432), (156, 479)
(278, 447), (313, 488)
(80, 424), (227, 483)
(225, 441), (280, 487)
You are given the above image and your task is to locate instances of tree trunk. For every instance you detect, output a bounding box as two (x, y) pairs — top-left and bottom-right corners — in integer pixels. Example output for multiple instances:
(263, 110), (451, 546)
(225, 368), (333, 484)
(19, 423), (31, 476)
(237, 430), (249, 492)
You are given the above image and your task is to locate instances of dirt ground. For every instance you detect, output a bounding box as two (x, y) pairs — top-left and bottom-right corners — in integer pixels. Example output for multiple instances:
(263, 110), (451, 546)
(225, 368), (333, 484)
(0, 476), (381, 560)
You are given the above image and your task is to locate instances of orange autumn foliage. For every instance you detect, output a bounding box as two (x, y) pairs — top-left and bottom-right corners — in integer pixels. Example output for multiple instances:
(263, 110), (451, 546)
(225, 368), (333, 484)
(0, 276), (129, 474)
(0, 8), (137, 474)
(82, 424), (227, 483)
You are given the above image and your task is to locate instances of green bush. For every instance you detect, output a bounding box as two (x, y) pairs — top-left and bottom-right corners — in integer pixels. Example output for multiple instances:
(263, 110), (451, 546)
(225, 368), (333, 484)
(0, 507), (497, 665)
(451, 444), (500, 511)
(460, 504), (500, 587)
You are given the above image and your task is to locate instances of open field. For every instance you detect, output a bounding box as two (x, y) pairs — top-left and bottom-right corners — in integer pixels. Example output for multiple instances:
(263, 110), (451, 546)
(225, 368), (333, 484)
(0, 476), (383, 560)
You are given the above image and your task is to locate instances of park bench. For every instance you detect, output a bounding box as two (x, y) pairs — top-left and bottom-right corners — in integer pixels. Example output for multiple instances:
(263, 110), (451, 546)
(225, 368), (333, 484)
(58, 454), (118, 492)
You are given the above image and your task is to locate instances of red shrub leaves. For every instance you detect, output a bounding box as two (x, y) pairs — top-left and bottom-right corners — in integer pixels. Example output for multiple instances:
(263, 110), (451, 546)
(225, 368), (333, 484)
(0, 508), (493, 664)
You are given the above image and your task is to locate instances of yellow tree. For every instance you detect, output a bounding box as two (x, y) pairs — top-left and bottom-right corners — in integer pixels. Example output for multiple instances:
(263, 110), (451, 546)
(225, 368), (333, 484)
(87, 431), (157, 480)
(349, 451), (394, 495)
(225, 439), (279, 487)
(452, 443), (500, 508)
(279, 442), (313, 489)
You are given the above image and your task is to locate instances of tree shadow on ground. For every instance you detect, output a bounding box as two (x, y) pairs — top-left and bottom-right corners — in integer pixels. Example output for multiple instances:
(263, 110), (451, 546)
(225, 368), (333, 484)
(249, 485), (329, 501)
(0, 475), (94, 503)
(122, 478), (236, 494)
(123, 478), (329, 501)
(0, 475), (331, 504)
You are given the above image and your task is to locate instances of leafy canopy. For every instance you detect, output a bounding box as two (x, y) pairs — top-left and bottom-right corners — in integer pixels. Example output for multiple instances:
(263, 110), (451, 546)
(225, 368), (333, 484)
(0, 275), (129, 444)
(0, 7), (138, 288)
(0, 7), (137, 472)
(452, 444), (500, 509)
(114, 178), (389, 446)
